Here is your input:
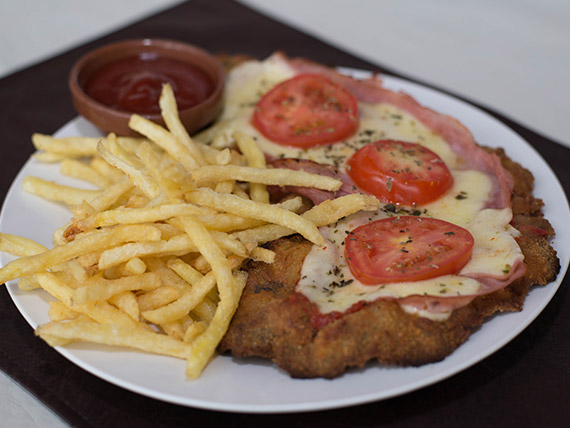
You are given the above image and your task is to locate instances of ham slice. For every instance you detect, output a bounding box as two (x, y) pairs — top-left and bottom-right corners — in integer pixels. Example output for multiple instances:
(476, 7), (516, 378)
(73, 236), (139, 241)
(268, 158), (356, 204)
(285, 54), (514, 210)
(398, 258), (528, 314)
(254, 54), (526, 313)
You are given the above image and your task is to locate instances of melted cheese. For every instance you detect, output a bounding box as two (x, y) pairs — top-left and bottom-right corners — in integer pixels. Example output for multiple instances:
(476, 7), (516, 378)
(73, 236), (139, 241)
(297, 206), (522, 318)
(296, 167), (521, 319)
(202, 55), (455, 171)
(204, 56), (524, 320)
(424, 170), (492, 227)
(221, 56), (296, 120)
(461, 209), (522, 276)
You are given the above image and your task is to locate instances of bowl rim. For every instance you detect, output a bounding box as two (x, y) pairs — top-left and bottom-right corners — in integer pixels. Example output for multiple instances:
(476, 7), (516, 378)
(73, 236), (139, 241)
(68, 38), (226, 123)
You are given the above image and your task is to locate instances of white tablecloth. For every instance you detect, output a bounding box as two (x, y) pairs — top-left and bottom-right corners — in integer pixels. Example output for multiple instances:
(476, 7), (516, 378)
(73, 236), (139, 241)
(1, 0), (568, 426)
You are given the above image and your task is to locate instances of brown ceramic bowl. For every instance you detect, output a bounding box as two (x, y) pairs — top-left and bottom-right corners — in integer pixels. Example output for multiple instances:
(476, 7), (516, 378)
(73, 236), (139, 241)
(69, 39), (225, 136)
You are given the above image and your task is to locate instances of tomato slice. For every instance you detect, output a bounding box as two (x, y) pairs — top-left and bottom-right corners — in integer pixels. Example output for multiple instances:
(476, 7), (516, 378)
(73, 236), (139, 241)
(345, 216), (474, 285)
(251, 74), (358, 148)
(346, 140), (453, 205)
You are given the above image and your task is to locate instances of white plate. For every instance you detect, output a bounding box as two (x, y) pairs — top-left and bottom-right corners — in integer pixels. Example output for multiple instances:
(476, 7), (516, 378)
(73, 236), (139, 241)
(1, 73), (569, 414)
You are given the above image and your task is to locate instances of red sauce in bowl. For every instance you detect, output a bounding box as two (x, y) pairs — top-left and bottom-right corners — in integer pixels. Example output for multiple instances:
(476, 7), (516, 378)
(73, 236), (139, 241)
(84, 53), (214, 115)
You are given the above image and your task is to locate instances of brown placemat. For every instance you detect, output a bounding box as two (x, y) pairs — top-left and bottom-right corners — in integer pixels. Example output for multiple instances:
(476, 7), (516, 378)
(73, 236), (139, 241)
(1, 1), (568, 426)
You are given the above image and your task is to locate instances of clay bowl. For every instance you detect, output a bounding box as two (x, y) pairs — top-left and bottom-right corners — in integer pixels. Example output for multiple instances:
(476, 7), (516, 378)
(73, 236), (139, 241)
(69, 39), (225, 136)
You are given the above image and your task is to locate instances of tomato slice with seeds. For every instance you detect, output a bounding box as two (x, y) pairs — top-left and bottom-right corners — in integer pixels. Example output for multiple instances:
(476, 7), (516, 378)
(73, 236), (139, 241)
(345, 216), (474, 285)
(346, 140), (453, 205)
(252, 74), (358, 148)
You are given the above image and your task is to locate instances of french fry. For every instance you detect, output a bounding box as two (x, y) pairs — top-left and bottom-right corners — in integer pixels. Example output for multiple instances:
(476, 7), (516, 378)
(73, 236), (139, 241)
(185, 270), (247, 378)
(72, 271), (161, 305)
(97, 236), (194, 270)
(17, 275), (42, 291)
(60, 158), (114, 188)
(214, 148), (232, 165)
(233, 131), (270, 203)
(188, 211), (266, 233)
(186, 188), (324, 246)
(184, 196), (302, 233)
(150, 261), (193, 293)
(137, 286), (181, 312)
(32, 134), (100, 158)
(32, 152), (67, 163)
(178, 215), (234, 300)
(0, 224), (161, 284)
(191, 165), (342, 191)
(80, 178), (133, 214)
(68, 196), (299, 234)
(141, 270), (217, 324)
(142, 256), (243, 324)
(135, 141), (192, 203)
(197, 142), (226, 165)
(90, 156), (125, 183)
(214, 180), (235, 194)
(75, 300), (142, 329)
(36, 318), (191, 359)
(191, 298), (217, 323)
(0, 233), (48, 256)
(150, 223), (184, 240)
(302, 193), (380, 225)
(232, 194), (380, 249)
(48, 301), (80, 321)
(167, 258), (203, 285)
(168, 218), (248, 257)
(108, 291), (140, 321)
(68, 203), (216, 233)
(51, 259), (89, 281)
(32, 134), (144, 159)
(250, 246), (276, 263)
(97, 136), (160, 199)
(124, 194), (152, 209)
(31, 271), (74, 306)
(98, 222), (252, 270)
(232, 183), (250, 200)
(160, 319), (186, 340)
(129, 114), (201, 172)
(183, 320), (207, 343)
(233, 131), (266, 168)
(124, 257), (147, 275)
(22, 176), (102, 205)
(159, 83), (207, 166)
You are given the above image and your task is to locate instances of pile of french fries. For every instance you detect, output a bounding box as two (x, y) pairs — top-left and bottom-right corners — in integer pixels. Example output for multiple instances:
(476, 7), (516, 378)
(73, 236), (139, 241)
(0, 84), (379, 378)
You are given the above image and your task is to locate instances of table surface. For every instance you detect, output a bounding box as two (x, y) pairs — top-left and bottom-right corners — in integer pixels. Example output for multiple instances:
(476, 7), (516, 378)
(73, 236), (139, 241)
(0, 1), (568, 426)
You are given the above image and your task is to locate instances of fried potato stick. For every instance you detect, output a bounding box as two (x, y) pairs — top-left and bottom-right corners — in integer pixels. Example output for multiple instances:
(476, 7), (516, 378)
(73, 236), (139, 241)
(97, 136), (160, 199)
(186, 188), (325, 246)
(0, 233), (48, 256)
(159, 83), (207, 167)
(23, 176), (102, 205)
(232, 194), (379, 249)
(0, 225), (161, 284)
(233, 131), (270, 203)
(191, 165), (342, 191)
(185, 270), (247, 378)
(37, 318), (191, 359)
(129, 114), (201, 172)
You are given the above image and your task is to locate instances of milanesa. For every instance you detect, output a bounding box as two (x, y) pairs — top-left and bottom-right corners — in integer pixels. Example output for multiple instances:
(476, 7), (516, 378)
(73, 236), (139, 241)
(203, 53), (560, 378)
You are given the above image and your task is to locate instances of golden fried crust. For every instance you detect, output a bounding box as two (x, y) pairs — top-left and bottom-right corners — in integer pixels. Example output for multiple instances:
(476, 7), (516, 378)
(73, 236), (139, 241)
(219, 150), (560, 378)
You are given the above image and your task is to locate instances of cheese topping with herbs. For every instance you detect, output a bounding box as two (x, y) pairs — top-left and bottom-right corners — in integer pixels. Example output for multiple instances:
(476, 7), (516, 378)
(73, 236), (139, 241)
(204, 56), (523, 320)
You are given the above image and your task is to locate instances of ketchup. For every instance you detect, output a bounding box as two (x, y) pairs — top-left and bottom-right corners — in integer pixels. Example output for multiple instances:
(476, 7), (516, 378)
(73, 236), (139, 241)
(84, 53), (214, 115)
